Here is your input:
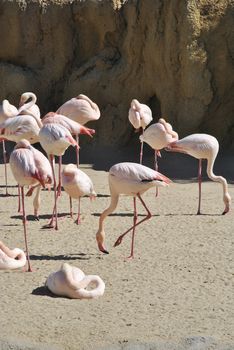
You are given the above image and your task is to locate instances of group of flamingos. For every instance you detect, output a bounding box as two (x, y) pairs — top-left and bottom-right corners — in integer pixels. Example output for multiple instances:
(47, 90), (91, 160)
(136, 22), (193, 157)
(0, 93), (231, 299)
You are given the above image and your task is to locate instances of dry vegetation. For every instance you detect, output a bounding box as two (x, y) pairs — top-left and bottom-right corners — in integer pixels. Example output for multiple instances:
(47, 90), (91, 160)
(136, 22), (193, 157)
(10, 0), (128, 10)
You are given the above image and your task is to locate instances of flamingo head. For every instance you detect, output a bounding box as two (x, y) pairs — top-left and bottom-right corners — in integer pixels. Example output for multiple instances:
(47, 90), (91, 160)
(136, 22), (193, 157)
(96, 231), (109, 254)
(14, 139), (31, 150)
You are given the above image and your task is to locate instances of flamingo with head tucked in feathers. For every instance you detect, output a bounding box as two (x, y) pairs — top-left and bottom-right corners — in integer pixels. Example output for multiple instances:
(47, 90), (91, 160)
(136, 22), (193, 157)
(96, 162), (171, 258)
(62, 164), (96, 224)
(0, 241), (26, 270)
(165, 133), (231, 215)
(10, 139), (53, 272)
(46, 263), (105, 299)
(128, 99), (152, 164)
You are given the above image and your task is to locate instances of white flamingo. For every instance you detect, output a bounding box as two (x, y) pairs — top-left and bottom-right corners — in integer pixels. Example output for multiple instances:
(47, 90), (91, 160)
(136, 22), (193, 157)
(0, 241), (26, 270)
(46, 263), (105, 299)
(96, 162), (171, 258)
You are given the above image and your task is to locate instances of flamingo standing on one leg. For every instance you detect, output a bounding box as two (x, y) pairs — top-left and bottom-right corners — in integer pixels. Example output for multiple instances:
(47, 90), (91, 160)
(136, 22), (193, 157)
(56, 94), (100, 167)
(166, 133), (231, 215)
(62, 164), (96, 224)
(128, 99), (152, 164)
(46, 263), (105, 299)
(0, 241), (26, 270)
(9, 139), (53, 271)
(96, 162), (171, 258)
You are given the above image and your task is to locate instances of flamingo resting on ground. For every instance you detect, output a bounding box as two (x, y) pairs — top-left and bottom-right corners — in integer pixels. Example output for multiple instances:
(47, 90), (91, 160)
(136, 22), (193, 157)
(46, 263), (105, 299)
(96, 162), (171, 258)
(10, 140), (53, 271)
(0, 241), (26, 270)
(128, 99), (152, 164)
(62, 164), (96, 224)
(166, 133), (231, 215)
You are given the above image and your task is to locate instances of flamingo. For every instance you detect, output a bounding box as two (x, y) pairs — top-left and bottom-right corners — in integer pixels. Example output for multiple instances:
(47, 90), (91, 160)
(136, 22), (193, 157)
(166, 133), (231, 215)
(140, 118), (179, 170)
(96, 162), (171, 258)
(39, 123), (80, 230)
(62, 164), (96, 224)
(18, 92), (41, 120)
(46, 262), (105, 299)
(56, 94), (100, 166)
(9, 139), (53, 271)
(0, 241), (26, 270)
(128, 99), (152, 164)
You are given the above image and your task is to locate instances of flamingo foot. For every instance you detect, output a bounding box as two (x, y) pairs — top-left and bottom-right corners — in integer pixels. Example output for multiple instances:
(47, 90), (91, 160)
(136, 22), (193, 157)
(196, 210), (201, 215)
(222, 208), (229, 215)
(125, 254), (134, 260)
(33, 215), (40, 221)
(75, 218), (81, 225)
(98, 242), (109, 254)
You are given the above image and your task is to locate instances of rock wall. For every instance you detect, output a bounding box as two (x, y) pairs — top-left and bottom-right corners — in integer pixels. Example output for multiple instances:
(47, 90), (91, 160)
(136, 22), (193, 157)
(0, 0), (234, 159)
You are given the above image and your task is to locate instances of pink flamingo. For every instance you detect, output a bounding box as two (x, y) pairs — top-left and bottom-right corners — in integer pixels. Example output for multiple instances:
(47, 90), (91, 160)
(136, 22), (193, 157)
(128, 99), (152, 164)
(166, 133), (231, 215)
(56, 94), (100, 166)
(62, 164), (96, 224)
(39, 123), (80, 230)
(46, 263), (105, 299)
(9, 139), (53, 272)
(96, 162), (171, 258)
(18, 92), (41, 120)
(0, 241), (26, 270)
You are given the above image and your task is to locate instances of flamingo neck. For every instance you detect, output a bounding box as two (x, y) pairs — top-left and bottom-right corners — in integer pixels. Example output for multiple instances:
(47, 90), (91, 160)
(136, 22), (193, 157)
(206, 158), (231, 212)
(75, 275), (105, 299)
(33, 185), (41, 217)
(96, 192), (119, 247)
(18, 93), (36, 114)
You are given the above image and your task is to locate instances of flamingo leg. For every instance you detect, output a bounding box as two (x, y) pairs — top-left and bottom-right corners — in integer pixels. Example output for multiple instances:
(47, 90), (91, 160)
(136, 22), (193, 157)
(139, 128), (144, 164)
(48, 155), (58, 230)
(76, 135), (80, 168)
(75, 197), (81, 225)
(197, 159), (202, 215)
(114, 194), (152, 255)
(21, 186), (32, 272)
(17, 184), (21, 213)
(127, 197), (138, 259)
(57, 156), (62, 196)
(155, 150), (159, 197)
(69, 196), (73, 218)
(2, 141), (9, 196)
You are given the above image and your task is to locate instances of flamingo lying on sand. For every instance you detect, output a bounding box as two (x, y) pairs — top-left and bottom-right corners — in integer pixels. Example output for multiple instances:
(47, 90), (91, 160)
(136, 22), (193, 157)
(46, 262), (105, 299)
(128, 99), (152, 164)
(166, 133), (231, 215)
(10, 139), (53, 271)
(96, 162), (171, 258)
(57, 94), (100, 166)
(0, 241), (26, 270)
(62, 164), (96, 224)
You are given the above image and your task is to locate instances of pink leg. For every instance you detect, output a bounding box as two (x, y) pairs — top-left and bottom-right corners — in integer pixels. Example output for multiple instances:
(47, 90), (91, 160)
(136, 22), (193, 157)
(155, 150), (159, 197)
(2, 141), (9, 196)
(76, 135), (80, 168)
(48, 155), (58, 230)
(139, 128), (144, 165)
(75, 197), (81, 225)
(21, 187), (32, 272)
(57, 156), (62, 196)
(127, 197), (138, 259)
(70, 196), (73, 218)
(18, 185), (21, 213)
(197, 159), (202, 215)
(114, 194), (152, 257)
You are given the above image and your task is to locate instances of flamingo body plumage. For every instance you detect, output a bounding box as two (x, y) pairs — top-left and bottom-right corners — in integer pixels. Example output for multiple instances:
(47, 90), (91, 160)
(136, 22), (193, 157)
(0, 242), (26, 270)
(56, 94), (100, 126)
(46, 263), (105, 299)
(128, 99), (152, 131)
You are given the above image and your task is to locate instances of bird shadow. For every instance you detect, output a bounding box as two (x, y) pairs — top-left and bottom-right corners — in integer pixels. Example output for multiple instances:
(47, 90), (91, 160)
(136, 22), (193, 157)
(165, 213), (224, 217)
(0, 193), (18, 198)
(31, 285), (56, 298)
(11, 213), (69, 221)
(93, 212), (159, 217)
(96, 194), (110, 198)
(29, 253), (92, 261)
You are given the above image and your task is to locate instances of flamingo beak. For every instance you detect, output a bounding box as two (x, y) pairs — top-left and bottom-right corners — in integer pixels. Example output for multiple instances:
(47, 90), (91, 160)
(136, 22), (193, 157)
(97, 241), (109, 254)
(80, 126), (95, 138)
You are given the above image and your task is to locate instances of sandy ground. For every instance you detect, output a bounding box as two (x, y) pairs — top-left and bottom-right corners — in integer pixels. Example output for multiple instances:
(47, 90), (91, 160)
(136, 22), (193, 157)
(0, 157), (233, 350)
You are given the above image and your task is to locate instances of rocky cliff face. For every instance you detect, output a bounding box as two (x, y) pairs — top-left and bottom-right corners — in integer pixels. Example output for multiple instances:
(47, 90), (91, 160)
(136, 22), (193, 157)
(0, 0), (234, 159)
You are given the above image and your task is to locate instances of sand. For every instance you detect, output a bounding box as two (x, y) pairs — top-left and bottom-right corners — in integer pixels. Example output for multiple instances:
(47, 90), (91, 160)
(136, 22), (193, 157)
(0, 157), (233, 350)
